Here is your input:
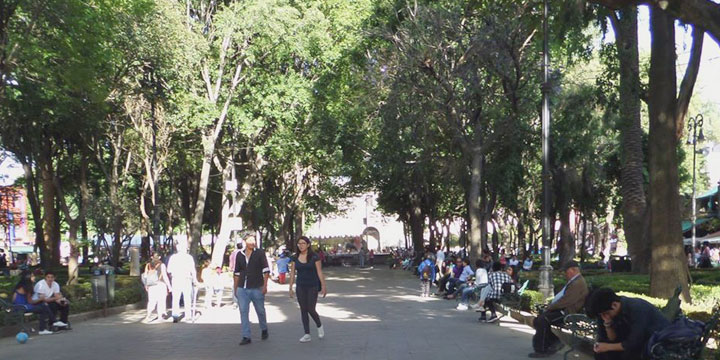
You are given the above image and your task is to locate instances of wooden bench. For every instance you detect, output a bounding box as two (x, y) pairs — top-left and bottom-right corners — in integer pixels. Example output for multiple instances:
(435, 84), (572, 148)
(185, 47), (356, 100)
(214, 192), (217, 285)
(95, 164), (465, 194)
(551, 286), (683, 360)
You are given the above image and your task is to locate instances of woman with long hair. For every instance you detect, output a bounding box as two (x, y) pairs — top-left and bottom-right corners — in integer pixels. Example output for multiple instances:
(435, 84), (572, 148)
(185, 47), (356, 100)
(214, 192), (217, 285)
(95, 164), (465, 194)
(288, 236), (327, 343)
(143, 254), (172, 322)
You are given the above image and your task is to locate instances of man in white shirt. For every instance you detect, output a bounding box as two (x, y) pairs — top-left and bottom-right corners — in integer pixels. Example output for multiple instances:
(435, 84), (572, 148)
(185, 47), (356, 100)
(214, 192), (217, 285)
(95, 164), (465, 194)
(33, 271), (70, 328)
(168, 241), (198, 322)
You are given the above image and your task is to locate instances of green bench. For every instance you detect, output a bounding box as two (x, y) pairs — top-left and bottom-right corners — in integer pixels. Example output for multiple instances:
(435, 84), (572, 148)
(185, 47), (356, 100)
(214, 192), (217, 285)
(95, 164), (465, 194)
(0, 296), (33, 333)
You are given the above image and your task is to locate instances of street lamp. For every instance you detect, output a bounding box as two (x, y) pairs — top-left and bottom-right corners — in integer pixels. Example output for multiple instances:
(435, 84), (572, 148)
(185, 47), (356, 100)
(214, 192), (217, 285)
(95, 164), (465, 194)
(538, 0), (554, 299)
(686, 114), (704, 265)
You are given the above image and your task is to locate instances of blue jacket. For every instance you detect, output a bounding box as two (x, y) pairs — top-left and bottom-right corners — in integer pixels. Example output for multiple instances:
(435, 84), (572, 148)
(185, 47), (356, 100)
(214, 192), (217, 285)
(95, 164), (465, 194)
(418, 259), (436, 280)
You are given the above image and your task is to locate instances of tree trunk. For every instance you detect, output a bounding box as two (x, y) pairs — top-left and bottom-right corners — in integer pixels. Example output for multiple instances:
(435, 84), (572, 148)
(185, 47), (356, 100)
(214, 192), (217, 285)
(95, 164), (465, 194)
(408, 192), (425, 256)
(610, 7), (650, 274)
(648, 8), (690, 301)
(467, 148), (484, 262)
(556, 168), (575, 267)
(39, 142), (59, 267)
(517, 214), (526, 258)
(21, 160), (46, 266)
(189, 137), (214, 257)
(67, 225), (79, 284)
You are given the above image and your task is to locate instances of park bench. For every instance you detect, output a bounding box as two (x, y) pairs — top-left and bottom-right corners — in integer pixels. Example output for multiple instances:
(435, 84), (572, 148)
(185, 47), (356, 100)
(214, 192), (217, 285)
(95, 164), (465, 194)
(550, 286), (720, 360)
(0, 296), (33, 333)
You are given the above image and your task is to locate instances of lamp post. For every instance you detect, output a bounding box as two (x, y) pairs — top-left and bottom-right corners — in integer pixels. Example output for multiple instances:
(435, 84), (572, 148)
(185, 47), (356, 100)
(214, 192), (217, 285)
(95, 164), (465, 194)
(538, 0), (554, 299)
(686, 114), (704, 265)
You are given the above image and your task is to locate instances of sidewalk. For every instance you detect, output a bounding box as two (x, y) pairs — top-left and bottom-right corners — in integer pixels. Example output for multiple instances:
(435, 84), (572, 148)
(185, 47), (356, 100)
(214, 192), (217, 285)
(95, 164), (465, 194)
(0, 267), (576, 360)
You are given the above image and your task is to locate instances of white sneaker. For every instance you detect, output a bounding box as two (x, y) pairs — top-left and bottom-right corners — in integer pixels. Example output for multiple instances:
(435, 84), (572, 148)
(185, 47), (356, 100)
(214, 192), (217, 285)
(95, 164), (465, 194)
(299, 334), (312, 343)
(456, 303), (468, 311)
(39, 330), (54, 335)
(317, 325), (324, 339)
(53, 321), (68, 327)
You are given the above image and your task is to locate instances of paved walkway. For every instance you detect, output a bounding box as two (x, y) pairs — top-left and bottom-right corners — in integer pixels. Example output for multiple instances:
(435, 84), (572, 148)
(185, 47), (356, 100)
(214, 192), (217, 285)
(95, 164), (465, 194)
(1, 267), (575, 359)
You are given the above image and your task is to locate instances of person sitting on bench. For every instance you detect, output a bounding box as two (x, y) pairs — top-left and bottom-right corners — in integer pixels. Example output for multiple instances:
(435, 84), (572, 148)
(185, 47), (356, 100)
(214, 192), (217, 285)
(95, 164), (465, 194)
(587, 287), (670, 360)
(478, 261), (514, 323)
(33, 270), (70, 329)
(12, 275), (56, 335)
(528, 260), (589, 358)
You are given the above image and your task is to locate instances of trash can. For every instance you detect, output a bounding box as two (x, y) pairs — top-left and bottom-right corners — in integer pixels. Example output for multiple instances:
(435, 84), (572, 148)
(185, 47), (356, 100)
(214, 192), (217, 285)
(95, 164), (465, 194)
(105, 267), (116, 303)
(91, 266), (116, 303)
(91, 268), (107, 303)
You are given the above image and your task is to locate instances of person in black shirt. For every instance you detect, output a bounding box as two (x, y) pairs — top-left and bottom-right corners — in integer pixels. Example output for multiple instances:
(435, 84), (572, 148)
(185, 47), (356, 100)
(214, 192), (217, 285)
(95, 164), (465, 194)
(587, 287), (671, 359)
(0, 249), (8, 276)
(233, 235), (270, 345)
(288, 236), (327, 343)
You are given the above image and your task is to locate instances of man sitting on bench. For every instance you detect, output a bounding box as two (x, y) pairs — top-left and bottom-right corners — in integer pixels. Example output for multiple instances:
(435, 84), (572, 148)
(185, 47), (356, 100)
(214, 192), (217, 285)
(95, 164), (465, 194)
(587, 287), (670, 360)
(34, 271), (70, 329)
(528, 261), (589, 358)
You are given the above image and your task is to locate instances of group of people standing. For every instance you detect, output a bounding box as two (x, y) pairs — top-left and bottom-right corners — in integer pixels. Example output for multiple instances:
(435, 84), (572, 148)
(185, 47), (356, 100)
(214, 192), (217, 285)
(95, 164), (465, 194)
(141, 234), (328, 345)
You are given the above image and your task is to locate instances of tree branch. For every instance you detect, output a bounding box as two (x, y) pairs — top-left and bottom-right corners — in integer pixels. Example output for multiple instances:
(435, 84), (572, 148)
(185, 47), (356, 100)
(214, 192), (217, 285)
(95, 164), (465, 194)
(675, 25), (704, 138)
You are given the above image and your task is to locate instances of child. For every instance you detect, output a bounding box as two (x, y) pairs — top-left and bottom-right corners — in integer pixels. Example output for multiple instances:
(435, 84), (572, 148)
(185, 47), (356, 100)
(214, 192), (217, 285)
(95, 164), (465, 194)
(417, 256), (435, 297)
(276, 252), (291, 284)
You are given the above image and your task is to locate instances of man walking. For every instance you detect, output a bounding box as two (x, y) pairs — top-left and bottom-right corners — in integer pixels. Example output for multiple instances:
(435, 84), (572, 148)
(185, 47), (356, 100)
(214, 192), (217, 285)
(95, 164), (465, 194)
(168, 241), (197, 323)
(233, 235), (270, 345)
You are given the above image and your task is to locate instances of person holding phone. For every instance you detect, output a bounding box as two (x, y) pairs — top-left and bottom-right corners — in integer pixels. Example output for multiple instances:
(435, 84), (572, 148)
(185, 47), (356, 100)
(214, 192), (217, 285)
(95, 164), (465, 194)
(288, 236), (327, 343)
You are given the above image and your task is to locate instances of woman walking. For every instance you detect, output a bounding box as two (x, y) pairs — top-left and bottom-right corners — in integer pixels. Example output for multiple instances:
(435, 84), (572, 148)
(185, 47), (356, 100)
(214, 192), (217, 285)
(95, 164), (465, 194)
(143, 254), (172, 322)
(288, 236), (327, 343)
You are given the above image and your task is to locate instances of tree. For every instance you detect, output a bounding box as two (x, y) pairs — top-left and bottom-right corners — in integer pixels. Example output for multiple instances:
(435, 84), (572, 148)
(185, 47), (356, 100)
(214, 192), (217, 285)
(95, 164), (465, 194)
(588, 0), (720, 45)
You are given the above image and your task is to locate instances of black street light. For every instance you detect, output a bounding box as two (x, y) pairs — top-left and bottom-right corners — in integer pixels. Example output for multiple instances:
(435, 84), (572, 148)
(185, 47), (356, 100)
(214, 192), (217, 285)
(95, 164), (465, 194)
(686, 114), (704, 265)
(538, 0), (554, 299)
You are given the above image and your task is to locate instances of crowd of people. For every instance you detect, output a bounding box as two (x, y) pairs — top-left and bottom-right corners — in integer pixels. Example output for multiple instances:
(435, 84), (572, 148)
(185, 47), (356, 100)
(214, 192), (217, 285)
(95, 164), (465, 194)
(689, 241), (720, 268)
(404, 245), (697, 359)
(9, 237), (713, 357)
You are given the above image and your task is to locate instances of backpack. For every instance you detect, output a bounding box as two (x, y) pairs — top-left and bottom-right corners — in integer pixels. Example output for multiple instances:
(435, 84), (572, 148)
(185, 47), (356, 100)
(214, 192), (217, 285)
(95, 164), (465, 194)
(141, 267), (160, 287)
(417, 261), (431, 280)
(647, 316), (705, 357)
(422, 264), (432, 280)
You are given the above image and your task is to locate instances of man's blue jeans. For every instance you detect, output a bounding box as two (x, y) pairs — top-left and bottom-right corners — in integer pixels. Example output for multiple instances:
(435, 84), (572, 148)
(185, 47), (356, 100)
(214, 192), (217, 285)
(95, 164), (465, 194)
(236, 287), (267, 338)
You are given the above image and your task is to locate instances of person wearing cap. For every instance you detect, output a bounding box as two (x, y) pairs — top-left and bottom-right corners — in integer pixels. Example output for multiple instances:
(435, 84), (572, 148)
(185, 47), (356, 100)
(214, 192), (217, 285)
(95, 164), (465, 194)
(143, 254), (172, 322)
(528, 260), (589, 358)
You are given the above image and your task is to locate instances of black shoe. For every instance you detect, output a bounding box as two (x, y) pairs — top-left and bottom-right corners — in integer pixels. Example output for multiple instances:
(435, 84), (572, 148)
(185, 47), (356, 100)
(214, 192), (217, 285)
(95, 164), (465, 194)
(261, 330), (269, 340)
(239, 337), (252, 345)
(478, 316), (487, 323)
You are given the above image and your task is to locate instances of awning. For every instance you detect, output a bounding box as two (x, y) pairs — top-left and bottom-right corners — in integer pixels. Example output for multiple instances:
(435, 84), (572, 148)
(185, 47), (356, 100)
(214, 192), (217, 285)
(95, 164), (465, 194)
(697, 187), (718, 200)
(9, 245), (34, 254)
(681, 218), (712, 232)
(683, 231), (720, 245)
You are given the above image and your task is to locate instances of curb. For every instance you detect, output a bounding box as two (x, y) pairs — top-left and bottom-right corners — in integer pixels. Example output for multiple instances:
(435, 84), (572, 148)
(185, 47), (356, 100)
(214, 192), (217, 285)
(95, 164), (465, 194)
(1, 302), (143, 338)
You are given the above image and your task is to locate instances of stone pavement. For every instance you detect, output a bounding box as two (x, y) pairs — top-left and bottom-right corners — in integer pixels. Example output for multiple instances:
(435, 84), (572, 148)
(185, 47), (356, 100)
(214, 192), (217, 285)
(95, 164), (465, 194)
(0, 267), (580, 360)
